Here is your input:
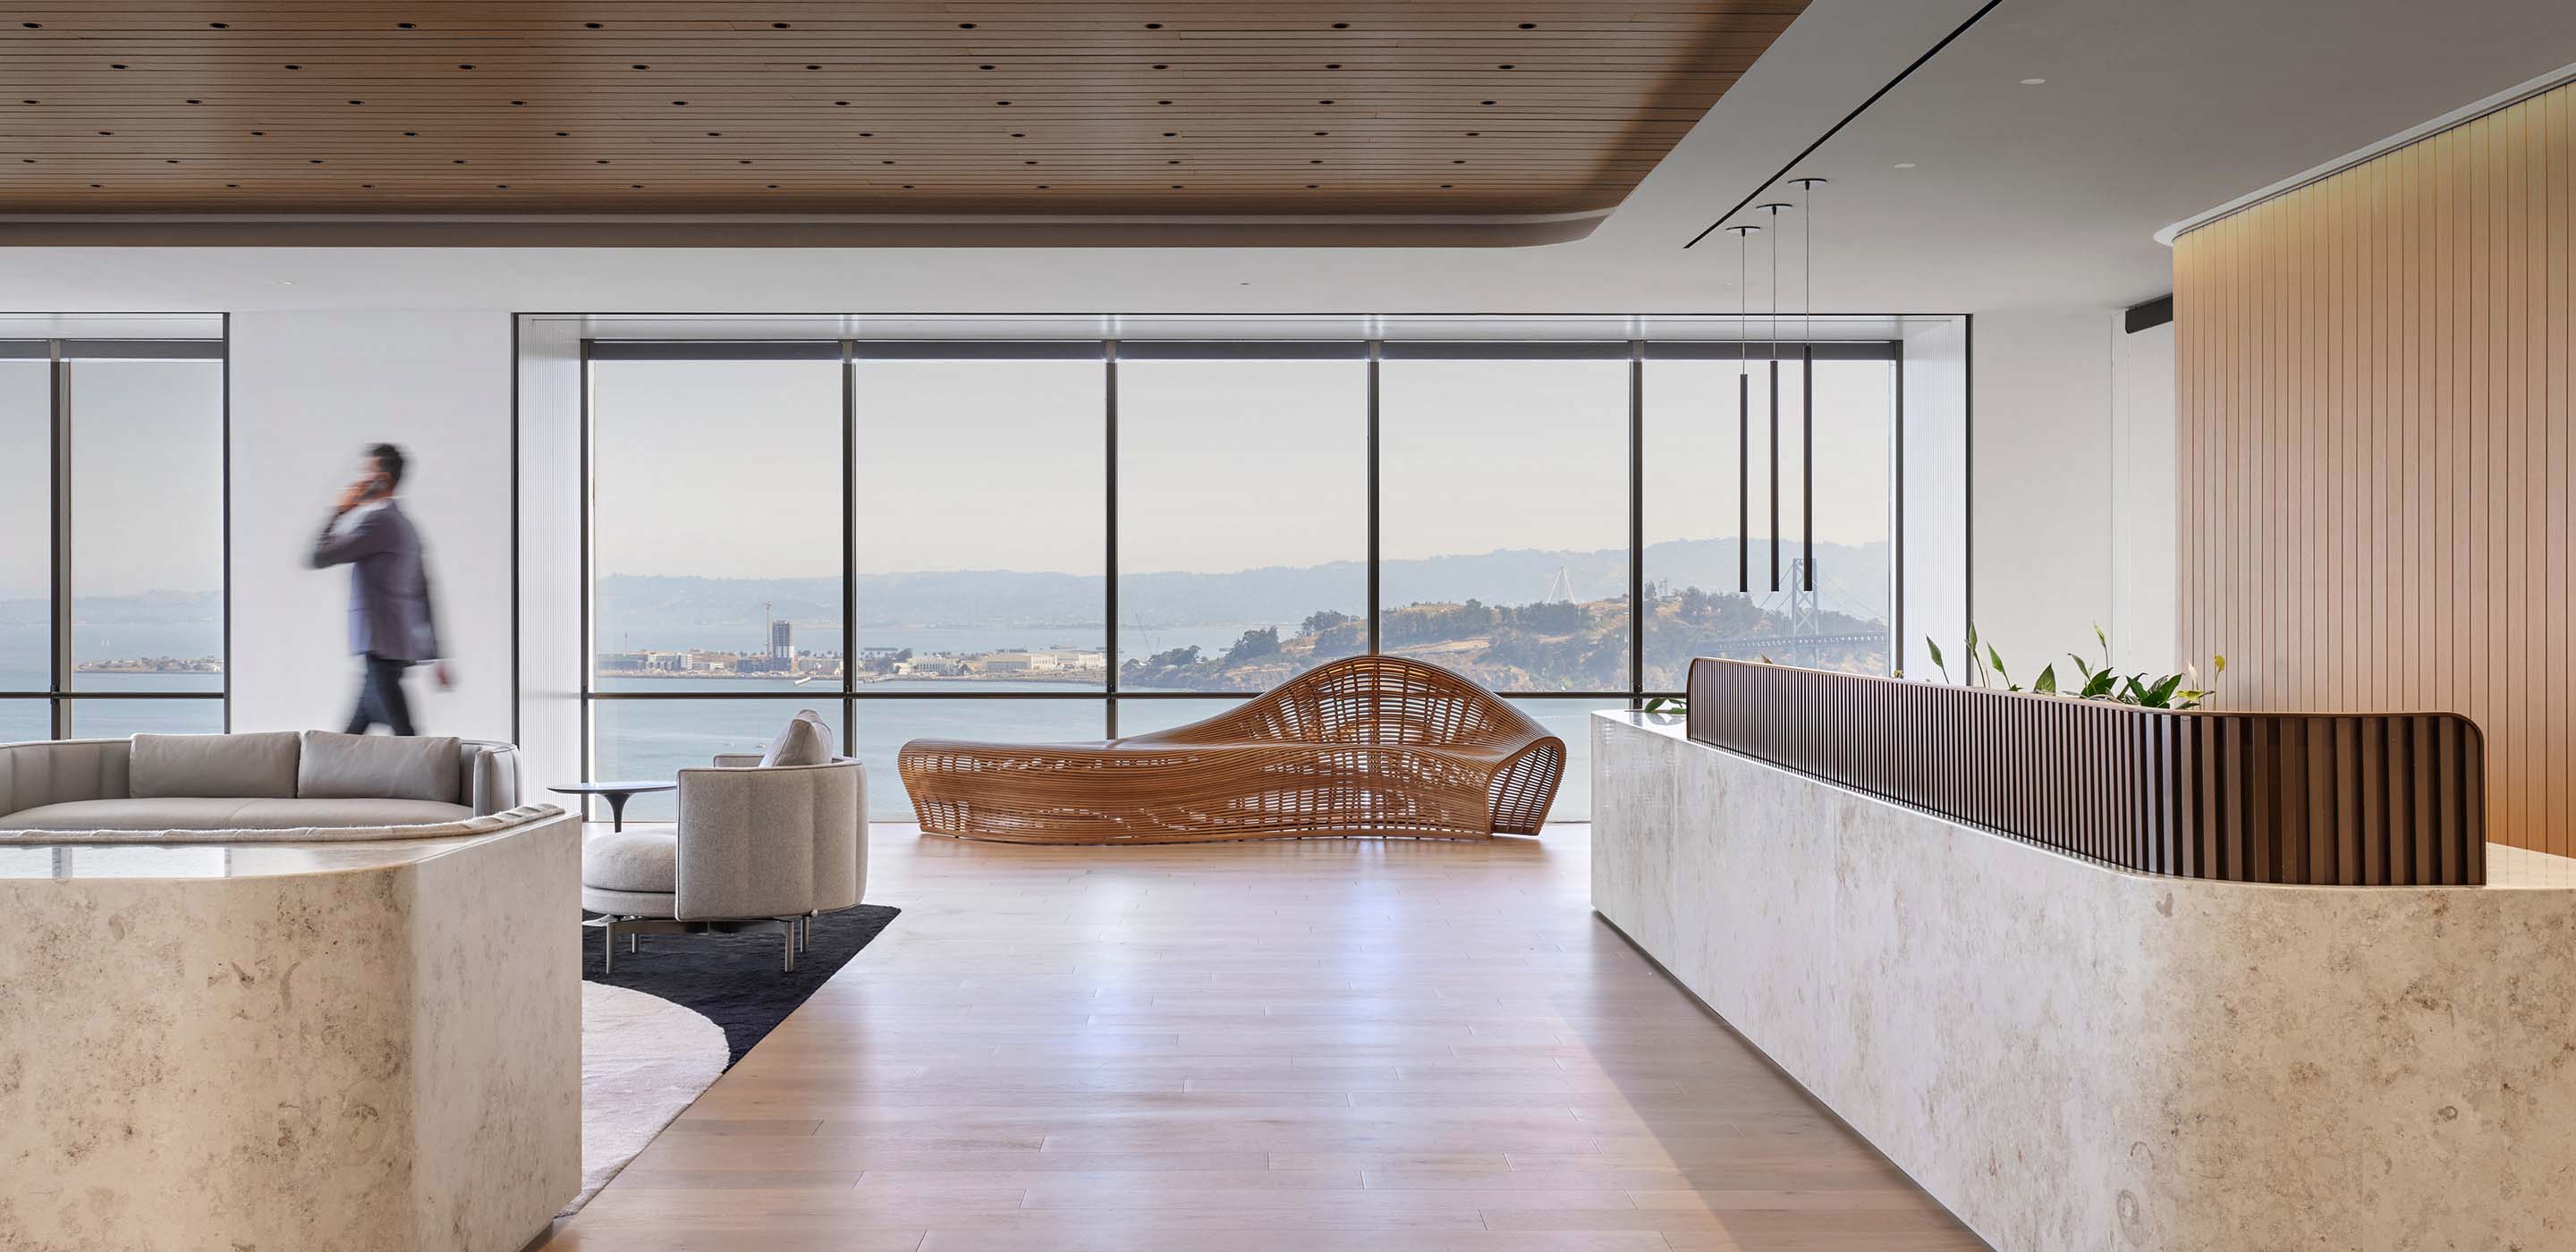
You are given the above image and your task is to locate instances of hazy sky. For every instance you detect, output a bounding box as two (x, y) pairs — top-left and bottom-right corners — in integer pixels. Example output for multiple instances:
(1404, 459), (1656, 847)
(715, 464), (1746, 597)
(1, 358), (225, 601)
(589, 352), (1896, 582)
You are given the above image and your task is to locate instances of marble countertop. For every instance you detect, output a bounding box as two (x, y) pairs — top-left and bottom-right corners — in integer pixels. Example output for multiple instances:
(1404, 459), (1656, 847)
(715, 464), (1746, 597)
(0, 826), (527, 881)
(1593, 708), (2576, 892)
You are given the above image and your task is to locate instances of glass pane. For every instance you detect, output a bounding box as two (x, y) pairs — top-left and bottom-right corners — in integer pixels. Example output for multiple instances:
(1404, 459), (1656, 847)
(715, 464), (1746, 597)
(1641, 354), (1887, 688)
(0, 698), (47, 742)
(590, 358), (846, 689)
(1808, 359), (1896, 673)
(68, 358), (225, 689)
(1117, 357), (1367, 692)
(853, 698), (1106, 822)
(853, 357), (1106, 688)
(0, 359), (45, 695)
(589, 698), (847, 823)
(69, 698), (224, 739)
(1508, 698), (1624, 823)
(1380, 354), (1630, 692)
(1112, 696), (1250, 740)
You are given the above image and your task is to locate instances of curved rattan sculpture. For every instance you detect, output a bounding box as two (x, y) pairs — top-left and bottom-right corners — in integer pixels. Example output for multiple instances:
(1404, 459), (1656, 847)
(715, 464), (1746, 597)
(898, 656), (1566, 844)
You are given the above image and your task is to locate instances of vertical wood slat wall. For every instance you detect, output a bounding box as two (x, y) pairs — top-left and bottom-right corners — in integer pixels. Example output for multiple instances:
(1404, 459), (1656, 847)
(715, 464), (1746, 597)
(2175, 77), (2573, 856)
(1683, 658), (2486, 885)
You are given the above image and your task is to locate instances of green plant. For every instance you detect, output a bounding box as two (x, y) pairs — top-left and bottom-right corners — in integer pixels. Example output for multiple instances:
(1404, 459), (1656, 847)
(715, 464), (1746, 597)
(1642, 695), (1686, 717)
(1924, 623), (2226, 710)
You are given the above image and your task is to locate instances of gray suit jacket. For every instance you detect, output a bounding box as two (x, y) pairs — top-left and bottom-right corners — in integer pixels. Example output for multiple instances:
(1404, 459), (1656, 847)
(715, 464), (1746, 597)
(309, 500), (442, 662)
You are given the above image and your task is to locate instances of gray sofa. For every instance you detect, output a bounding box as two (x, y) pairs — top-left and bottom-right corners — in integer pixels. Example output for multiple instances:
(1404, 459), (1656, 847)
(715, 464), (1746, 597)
(0, 731), (523, 835)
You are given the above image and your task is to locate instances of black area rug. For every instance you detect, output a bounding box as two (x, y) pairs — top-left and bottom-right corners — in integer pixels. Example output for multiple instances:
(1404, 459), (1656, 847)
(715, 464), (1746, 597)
(581, 905), (900, 1066)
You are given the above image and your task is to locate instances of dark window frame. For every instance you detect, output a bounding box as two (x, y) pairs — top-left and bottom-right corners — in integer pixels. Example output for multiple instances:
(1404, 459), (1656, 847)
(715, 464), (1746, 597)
(575, 337), (1902, 808)
(0, 331), (232, 740)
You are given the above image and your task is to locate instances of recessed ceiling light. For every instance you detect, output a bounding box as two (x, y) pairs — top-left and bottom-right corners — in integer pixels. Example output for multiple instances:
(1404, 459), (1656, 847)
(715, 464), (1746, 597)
(1894, 161), (1917, 169)
(277, 279), (296, 286)
(2020, 77), (2046, 85)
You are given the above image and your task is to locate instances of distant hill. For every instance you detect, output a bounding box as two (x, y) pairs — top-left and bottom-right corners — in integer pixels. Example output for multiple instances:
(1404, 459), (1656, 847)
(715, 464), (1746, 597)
(0, 590), (223, 627)
(597, 538), (1890, 631)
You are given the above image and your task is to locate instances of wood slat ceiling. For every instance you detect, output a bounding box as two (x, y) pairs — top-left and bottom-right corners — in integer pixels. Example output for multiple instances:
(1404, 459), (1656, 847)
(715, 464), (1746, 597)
(0, 1), (1808, 217)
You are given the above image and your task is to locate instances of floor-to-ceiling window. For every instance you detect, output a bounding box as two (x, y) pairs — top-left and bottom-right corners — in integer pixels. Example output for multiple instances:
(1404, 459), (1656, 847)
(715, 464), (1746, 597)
(580, 332), (1902, 822)
(0, 334), (229, 740)
(1642, 344), (1896, 689)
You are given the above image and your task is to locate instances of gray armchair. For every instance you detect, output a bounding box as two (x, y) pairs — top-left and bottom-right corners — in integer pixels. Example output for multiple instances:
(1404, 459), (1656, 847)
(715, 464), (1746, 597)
(580, 753), (866, 971)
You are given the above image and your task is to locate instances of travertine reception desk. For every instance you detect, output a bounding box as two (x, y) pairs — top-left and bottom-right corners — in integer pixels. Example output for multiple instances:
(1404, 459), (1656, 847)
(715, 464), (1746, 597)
(0, 815), (581, 1251)
(1593, 711), (2576, 1252)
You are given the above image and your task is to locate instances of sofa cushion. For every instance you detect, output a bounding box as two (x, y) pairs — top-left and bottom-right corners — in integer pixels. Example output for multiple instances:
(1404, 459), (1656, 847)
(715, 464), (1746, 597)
(129, 732), (300, 799)
(583, 829), (679, 893)
(298, 731), (462, 803)
(758, 710), (835, 768)
(232, 799), (474, 826)
(2, 796), (471, 832)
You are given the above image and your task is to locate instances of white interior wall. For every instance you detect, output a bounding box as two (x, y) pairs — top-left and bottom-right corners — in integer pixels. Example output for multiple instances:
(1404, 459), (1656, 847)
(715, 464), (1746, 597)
(1966, 310), (2117, 678)
(514, 317), (584, 796)
(226, 311), (516, 742)
(2109, 316), (2179, 672)
(1898, 318), (1970, 678)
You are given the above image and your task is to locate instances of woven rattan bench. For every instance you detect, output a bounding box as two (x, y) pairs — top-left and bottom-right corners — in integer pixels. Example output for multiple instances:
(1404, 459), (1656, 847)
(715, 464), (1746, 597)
(896, 656), (1566, 844)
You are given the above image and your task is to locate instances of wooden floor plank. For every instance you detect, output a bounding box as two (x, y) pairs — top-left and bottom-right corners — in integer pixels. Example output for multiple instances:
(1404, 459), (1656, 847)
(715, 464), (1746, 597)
(540, 823), (1981, 1250)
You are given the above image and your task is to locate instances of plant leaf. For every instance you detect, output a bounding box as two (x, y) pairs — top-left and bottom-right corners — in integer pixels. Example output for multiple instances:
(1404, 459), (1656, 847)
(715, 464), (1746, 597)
(2147, 673), (2183, 706)
(2034, 664), (2057, 695)
(2081, 670), (2118, 698)
(2122, 675), (2149, 705)
(2213, 654), (2228, 674)
(2068, 653), (2096, 682)
(1986, 644), (2010, 689)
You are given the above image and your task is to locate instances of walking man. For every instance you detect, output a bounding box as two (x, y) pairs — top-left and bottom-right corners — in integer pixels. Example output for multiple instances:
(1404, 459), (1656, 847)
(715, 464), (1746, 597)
(310, 443), (450, 734)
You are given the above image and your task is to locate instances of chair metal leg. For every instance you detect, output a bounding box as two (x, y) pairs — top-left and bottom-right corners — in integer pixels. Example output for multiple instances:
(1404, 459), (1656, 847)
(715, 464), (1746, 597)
(629, 934), (638, 955)
(601, 916), (615, 974)
(781, 919), (797, 973)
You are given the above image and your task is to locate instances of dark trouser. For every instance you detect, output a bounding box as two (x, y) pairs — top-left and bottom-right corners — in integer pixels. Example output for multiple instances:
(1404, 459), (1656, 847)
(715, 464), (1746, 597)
(345, 653), (419, 736)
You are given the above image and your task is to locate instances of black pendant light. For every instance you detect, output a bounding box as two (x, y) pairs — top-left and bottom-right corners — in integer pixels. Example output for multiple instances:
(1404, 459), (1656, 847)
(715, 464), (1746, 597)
(1788, 176), (1826, 594)
(1724, 223), (1760, 594)
(1756, 202), (1792, 593)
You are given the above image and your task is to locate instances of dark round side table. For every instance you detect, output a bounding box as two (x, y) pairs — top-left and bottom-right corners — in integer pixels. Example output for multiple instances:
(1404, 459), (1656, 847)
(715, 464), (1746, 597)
(546, 781), (677, 833)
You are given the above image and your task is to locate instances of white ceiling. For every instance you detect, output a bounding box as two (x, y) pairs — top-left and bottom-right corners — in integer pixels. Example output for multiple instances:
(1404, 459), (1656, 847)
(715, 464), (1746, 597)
(3, 0), (2572, 318)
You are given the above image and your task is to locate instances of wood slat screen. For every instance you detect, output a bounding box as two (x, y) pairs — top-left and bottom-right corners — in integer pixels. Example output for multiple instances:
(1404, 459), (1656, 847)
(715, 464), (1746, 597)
(2174, 77), (2573, 856)
(1684, 658), (2486, 885)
